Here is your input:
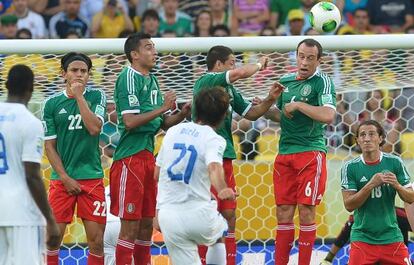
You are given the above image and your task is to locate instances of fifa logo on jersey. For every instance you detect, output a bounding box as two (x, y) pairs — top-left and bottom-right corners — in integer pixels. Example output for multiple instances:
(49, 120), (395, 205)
(127, 203), (135, 213)
(300, 84), (312, 97)
(128, 95), (139, 107)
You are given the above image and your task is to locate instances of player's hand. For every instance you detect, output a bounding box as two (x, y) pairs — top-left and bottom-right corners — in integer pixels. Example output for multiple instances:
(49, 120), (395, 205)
(283, 102), (299, 119)
(258, 56), (268, 70)
(162, 91), (177, 112)
(69, 80), (86, 99)
(369, 173), (384, 188)
(382, 171), (399, 188)
(46, 219), (61, 249)
(61, 176), (82, 195)
(251, 97), (262, 105)
(180, 102), (192, 117)
(218, 188), (236, 201)
(267, 82), (285, 101)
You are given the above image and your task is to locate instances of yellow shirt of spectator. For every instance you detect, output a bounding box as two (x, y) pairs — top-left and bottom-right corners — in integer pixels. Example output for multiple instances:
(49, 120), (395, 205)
(92, 11), (127, 38)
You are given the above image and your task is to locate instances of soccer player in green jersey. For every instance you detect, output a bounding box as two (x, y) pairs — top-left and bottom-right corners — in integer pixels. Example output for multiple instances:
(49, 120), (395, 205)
(109, 32), (190, 265)
(341, 120), (414, 265)
(273, 38), (336, 265)
(42, 53), (107, 265)
(192, 45), (284, 265)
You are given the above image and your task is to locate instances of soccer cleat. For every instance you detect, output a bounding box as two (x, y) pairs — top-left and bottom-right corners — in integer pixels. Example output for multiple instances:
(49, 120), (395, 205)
(319, 261), (332, 265)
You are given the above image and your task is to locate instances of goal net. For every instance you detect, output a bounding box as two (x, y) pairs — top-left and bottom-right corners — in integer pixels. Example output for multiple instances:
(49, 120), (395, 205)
(2, 35), (414, 264)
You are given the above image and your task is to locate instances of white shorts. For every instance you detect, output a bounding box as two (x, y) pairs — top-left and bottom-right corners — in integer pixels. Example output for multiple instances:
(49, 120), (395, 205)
(158, 201), (228, 265)
(104, 220), (121, 265)
(0, 226), (46, 265)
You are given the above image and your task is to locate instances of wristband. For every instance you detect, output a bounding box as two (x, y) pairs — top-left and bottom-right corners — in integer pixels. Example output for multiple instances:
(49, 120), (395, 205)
(256, 62), (262, 70)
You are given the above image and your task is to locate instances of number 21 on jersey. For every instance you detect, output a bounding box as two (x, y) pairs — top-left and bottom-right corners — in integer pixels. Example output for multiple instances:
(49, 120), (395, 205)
(167, 143), (198, 184)
(0, 133), (9, 174)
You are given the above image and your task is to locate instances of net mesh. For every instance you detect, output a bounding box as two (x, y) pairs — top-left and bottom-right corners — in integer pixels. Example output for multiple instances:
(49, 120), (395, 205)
(3, 48), (414, 264)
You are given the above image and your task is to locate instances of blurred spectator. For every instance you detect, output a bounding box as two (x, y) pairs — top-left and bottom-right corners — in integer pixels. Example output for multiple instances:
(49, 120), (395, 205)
(342, 0), (367, 24)
(304, 27), (320, 35)
(0, 14), (18, 38)
(210, 23), (230, 36)
(336, 24), (356, 34)
(179, 0), (209, 18)
(405, 25), (414, 33)
(49, 0), (89, 38)
(80, 0), (104, 23)
(15, 27), (31, 38)
(232, 0), (270, 36)
(367, 0), (414, 33)
(193, 10), (212, 37)
(140, 8), (160, 37)
(64, 28), (80, 38)
(13, 0), (47, 38)
(208, 0), (229, 27)
(269, 0), (300, 30)
(159, 0), (192, 36)
(0, 0), (13, 15)
(282, 0), (314, 35)
(351, 8), (372, 34)
(283, 9), (305, 36)
(134, 0), (161, 17)
(91, 0), (133, 38)
(260, 26), (276, 36)
(29, 0), (62, 27)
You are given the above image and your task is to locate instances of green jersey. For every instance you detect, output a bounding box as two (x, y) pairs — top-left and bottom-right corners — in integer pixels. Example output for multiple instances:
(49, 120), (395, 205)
(42, 88), (106, 180)
(113, 66), (164, 161)
(192, 71), (251, 159)
(159, 12), (192, 37)
(277, 71), (336, 154)
(341, 152), (411, 244)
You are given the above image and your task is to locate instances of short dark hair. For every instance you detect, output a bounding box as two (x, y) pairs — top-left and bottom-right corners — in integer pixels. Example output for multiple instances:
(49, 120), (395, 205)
(6, 64), (34, 96)
(210, 24), (230, 37)
(356, 120), (386, 147)
(16, 28), (32, 39)
(206, 45), (233, 71)
(296, 38), (323, 59)
(195, 86), (229, 127)
(61, 52), (93, 71)
(142, 9), (159, 22)
(124, 32), (152, 63)
(353, 8), (369, 17)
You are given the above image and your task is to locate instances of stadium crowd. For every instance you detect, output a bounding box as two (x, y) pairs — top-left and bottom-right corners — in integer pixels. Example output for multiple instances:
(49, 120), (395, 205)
(1, 0), (414, 159)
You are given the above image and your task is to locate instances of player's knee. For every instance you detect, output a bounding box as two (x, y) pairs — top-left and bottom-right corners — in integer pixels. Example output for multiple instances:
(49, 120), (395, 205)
(298, 205), (316, 224)
(88, 235), (104, 254)
(276, 205), (295, 222)
(139, 218), (154, 234)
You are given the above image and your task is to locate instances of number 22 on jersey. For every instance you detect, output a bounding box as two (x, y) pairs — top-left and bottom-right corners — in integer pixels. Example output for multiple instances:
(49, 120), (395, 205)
(167, 143), (198, 184)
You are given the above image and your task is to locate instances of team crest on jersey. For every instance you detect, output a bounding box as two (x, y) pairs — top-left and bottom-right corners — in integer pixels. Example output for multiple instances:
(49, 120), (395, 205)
(300, 84), (312, 96)
(127, 203), (135, 213)
(128, 95), (139, 107)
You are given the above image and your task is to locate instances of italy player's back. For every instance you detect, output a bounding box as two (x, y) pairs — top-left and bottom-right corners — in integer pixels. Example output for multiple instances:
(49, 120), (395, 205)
(156, 121), (226, 209)
(0, 102), (45, 226)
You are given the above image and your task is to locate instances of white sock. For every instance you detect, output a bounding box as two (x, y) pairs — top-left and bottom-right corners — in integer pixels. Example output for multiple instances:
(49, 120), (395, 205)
(206, 242), (226, 265)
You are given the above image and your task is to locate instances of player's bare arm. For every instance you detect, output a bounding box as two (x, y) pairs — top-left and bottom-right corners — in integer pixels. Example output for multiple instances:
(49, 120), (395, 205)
(228, 56), (268, 83)
(245, 81), (284, 121)
(251, 97), (281, 122)
(45, 139), (81, 195)
(284, 102), (336, 124)
(24, 161), (60, 249)
(161, 101), (192, 130)
(404, 202), (414, 231)
(383, 172), (414, 203)
(123, 90), (176, 131)
(70, 81), (102, 136)
(208, 162), (236, 201)
(342, 173), (384, 212)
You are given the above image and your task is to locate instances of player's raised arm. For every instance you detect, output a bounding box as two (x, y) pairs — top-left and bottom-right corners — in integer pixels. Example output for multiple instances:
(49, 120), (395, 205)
(228, 56), (268, 83)
(244, 81), (284, 121)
